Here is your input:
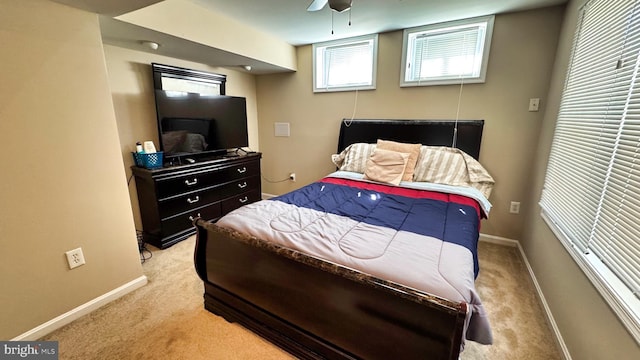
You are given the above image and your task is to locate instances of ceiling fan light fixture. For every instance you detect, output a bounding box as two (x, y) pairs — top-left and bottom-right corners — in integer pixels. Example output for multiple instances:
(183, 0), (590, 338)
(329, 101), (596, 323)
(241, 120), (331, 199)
(329, 0), (352, 13)
(307, 0), (352, 13)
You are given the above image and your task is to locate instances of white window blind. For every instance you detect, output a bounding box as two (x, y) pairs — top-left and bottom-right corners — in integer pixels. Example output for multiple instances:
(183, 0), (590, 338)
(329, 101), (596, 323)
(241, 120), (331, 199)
(401, 16), (494, 87)
(161, 77), (221, 96)
(411, 28), (480, 79)
(313, 34), (377, 92)
(540, 0), (640, 340)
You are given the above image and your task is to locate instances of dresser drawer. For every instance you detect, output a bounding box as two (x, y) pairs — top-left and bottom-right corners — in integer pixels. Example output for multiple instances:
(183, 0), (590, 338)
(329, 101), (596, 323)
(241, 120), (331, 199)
(161, 202), (222, 238)
(158, 187), (220, 219)
(156, 160), (260, 199)
(214, 175), (261, 201)
(221, 189), (261, 214)
(157, 175), (260, 219)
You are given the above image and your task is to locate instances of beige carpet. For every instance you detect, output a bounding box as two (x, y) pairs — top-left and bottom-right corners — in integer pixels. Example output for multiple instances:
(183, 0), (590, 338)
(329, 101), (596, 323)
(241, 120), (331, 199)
(41, 237), (563, 359)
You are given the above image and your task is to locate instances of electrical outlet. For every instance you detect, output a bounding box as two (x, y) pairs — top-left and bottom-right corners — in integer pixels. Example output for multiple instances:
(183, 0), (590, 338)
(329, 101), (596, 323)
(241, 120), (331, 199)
(65, 247), (86, 269)
(509, 201), (521, 214)
(289, 172), (296, 182)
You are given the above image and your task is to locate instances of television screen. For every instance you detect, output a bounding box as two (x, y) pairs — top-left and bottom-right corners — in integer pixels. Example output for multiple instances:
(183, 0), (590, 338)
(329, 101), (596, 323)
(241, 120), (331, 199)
(153, 90), (249, 158)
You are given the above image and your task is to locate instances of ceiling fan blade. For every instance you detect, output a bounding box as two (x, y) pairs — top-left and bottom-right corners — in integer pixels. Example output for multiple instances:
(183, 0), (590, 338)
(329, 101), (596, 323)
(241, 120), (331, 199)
(307, 0), (328, 12)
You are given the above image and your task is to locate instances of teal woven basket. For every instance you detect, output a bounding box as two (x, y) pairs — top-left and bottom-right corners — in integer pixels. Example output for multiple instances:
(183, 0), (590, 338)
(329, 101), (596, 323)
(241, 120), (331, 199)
(132, 152), (163, 169)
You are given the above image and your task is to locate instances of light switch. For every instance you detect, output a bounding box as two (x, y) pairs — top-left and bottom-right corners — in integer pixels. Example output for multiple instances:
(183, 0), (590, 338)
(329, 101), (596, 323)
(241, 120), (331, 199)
(274, 122), (290, 137)
(529, 98), (540, 112)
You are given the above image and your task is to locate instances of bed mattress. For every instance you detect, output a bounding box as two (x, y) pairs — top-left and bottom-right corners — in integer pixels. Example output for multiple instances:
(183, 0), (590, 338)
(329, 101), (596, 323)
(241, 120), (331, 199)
(216, 172), (493, 345)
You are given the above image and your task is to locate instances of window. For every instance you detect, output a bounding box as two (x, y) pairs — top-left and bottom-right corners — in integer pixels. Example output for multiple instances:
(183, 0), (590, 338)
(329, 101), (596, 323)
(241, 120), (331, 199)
(540, 0), (640, 341)
(400, 16), (494, 87)
(312, 34), (378, 92)
(151, 63), (226, 95)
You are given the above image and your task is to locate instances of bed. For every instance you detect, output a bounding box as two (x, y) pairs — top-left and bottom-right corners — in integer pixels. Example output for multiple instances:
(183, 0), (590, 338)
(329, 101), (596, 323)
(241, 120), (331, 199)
(193, 119), (494, 360)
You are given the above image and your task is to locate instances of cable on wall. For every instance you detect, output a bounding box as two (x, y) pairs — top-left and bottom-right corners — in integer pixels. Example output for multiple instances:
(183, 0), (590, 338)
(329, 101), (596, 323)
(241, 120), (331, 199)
(261, 173), (291, 183)
(452, 77), (464, 148)
(452, 31), (475, 148)
(343, 89), (359, 127)
(128, 168), (151, 263)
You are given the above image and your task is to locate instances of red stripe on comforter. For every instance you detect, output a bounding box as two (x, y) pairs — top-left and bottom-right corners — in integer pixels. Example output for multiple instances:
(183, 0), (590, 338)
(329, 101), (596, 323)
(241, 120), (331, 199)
(320, 177), (481, 219)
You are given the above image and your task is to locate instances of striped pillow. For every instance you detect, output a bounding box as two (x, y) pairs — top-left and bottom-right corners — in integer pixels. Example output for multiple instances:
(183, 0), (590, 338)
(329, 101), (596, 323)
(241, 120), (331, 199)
(413, 146), (495, 199)
(331, 143), (377, 173)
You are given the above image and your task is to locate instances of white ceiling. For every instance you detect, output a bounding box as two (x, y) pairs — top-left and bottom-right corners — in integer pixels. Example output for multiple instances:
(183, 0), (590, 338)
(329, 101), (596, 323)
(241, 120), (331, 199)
(192, 0), (566, 46)
(52, 0), (567, 73)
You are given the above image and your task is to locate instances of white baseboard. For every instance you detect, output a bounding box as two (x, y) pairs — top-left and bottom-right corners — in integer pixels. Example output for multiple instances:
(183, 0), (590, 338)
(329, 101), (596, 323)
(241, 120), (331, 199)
(261, 192), (277, 199)
(11, 275), (148, 341)
(480, 233), (571, 360)
(479, 233), (519, 247)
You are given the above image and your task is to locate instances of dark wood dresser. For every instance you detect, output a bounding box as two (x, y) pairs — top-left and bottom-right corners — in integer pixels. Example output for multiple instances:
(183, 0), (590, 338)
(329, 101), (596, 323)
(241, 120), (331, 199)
(132, 153), (262, 249)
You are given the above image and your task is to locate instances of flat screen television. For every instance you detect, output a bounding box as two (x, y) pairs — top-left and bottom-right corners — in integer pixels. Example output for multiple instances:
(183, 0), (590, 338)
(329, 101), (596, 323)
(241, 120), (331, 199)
(153, 89), (249, 161)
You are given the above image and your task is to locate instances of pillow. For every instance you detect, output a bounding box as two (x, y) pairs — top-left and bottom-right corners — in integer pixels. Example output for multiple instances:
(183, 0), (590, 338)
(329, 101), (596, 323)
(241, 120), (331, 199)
(376, 139), (422, 181)
(363, 148), (410, 186)
(331, 143), (377, 173)
(413, 146), (495, 198)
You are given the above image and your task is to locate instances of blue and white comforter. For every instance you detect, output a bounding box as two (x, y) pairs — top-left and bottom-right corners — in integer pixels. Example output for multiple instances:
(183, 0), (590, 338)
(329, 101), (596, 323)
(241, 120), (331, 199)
(216, 172), (493, 345)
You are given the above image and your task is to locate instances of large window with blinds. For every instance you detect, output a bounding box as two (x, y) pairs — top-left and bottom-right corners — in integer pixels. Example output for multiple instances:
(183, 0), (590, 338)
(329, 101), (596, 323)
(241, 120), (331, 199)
(540, 0), (640, 340)
(312, 34), (378, 92)
(400, 16), (494, 87)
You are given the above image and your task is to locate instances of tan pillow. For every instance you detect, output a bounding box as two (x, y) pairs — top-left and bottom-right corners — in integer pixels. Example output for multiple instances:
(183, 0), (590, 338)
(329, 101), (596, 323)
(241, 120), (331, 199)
(376, 139), (422, 181)
(363, 149), (410, 186)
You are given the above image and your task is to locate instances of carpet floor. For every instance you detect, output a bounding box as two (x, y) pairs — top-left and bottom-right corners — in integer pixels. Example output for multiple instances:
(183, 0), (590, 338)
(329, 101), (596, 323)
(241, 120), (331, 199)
(41, 237), (563, 359)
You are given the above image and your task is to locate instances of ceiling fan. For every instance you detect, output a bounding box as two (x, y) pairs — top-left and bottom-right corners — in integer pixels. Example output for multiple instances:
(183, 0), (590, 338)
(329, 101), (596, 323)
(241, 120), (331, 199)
(307, 0), (353, 13)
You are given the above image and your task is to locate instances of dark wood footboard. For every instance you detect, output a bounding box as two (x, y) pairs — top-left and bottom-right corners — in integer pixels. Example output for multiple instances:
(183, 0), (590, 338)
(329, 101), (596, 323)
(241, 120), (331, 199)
(194, 219), (467, 360)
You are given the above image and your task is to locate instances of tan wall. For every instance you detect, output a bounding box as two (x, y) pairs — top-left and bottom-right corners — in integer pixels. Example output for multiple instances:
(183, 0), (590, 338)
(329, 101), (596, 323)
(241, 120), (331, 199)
(103, 45), (260, 230)
(255, 6), (565, 240)
(522, 0), (640, 358)
(0, 0), (144, 339)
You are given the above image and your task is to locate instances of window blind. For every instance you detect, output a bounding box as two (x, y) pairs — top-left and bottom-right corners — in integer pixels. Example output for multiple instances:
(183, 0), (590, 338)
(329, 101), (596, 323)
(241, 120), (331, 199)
(410, 26), (482, 80)
(313, 35), (377, 92)
(324, 40), (374, 88)
(540, 0), (640, 338)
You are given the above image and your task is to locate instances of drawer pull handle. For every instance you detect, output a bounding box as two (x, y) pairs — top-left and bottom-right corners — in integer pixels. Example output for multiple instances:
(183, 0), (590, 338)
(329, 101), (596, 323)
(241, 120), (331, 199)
(185, 178), (198, 186)
(239, 196), (249, 203)
(237, 167), (247, 173)
(187, 196), (200, 204)
(188, 213), (201, 221)
(238, 182), (248, 189)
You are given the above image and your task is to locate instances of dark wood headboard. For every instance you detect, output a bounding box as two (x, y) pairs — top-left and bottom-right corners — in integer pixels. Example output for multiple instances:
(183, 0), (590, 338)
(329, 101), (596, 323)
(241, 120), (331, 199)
(337, 119), (484, 160)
